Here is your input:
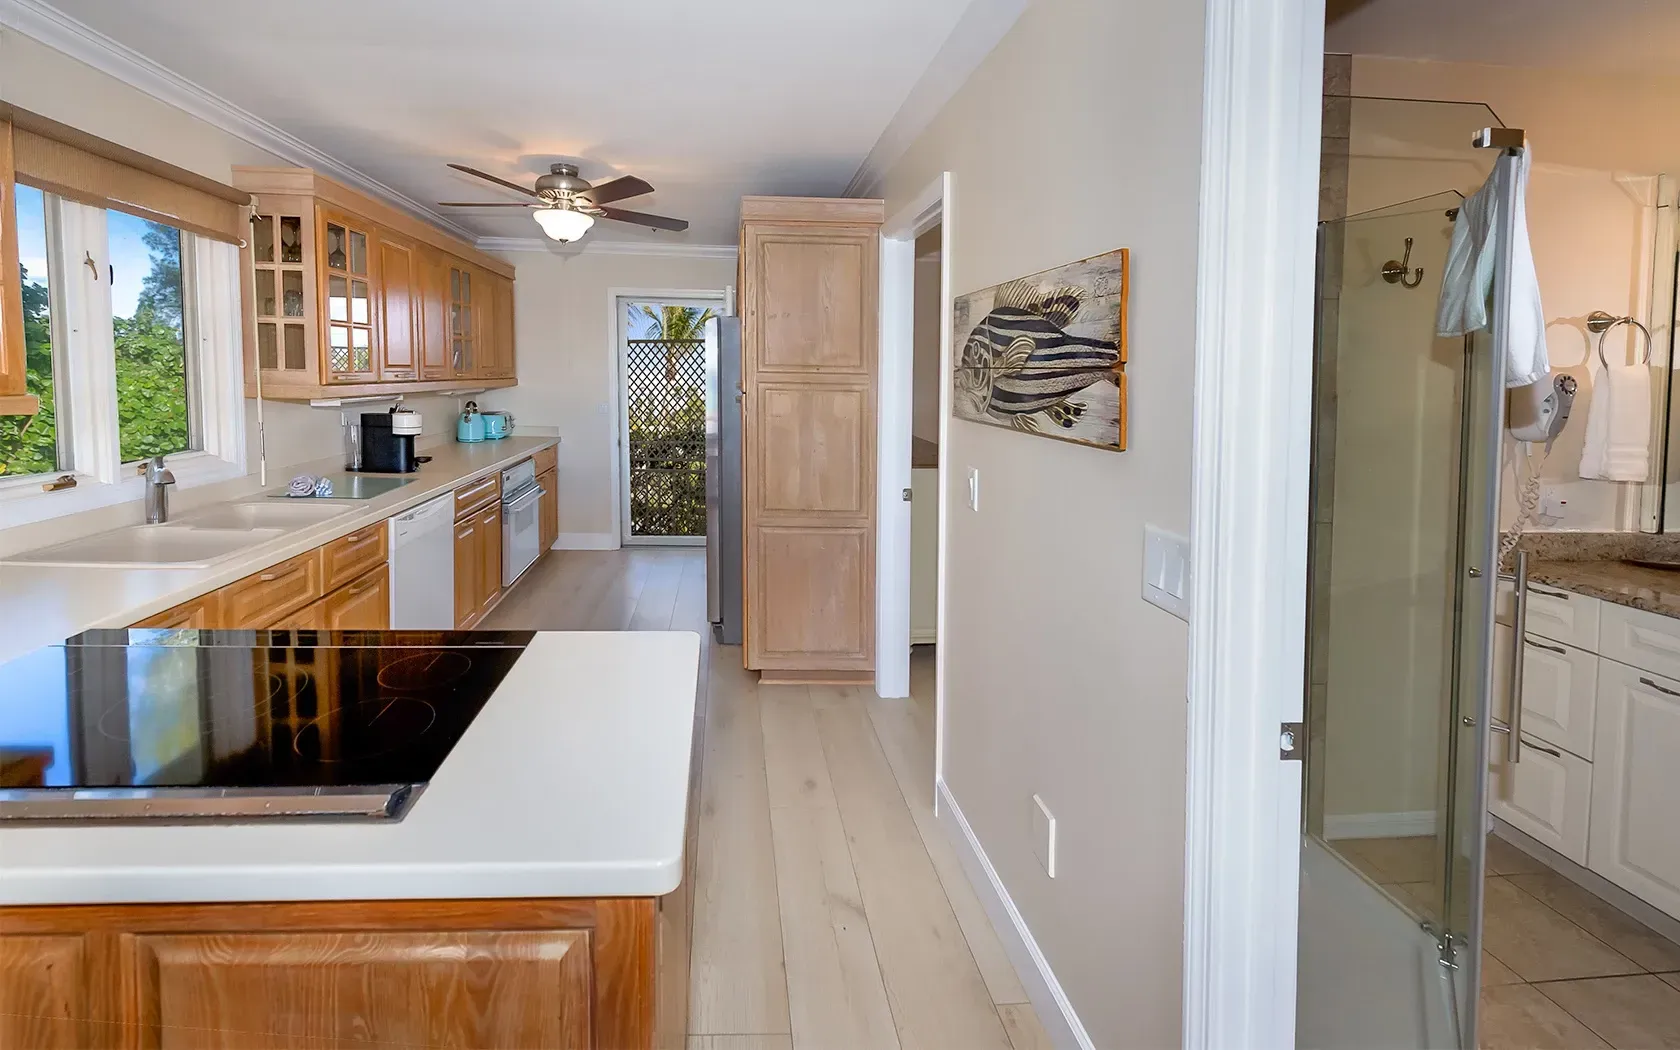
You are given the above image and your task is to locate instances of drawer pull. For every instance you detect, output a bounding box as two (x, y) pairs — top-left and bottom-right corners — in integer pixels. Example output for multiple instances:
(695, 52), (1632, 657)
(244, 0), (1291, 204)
(345, 533), (361, 543)
(1530, 585), (1571, 600)
(1522, 738), (1563, 759)
(259, 572), (279, 582)
(1639, 676), (1680, 698)
(347, 579), (377, 595)
(1525, 637), (1569, 655)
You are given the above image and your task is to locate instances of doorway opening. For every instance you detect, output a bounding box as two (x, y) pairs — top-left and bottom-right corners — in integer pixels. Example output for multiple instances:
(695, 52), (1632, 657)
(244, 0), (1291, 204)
(615, 294), (724, 547)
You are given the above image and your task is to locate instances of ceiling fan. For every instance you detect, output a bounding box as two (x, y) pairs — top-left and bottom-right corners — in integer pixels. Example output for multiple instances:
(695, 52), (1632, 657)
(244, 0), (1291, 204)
(439, 162), (689, 242)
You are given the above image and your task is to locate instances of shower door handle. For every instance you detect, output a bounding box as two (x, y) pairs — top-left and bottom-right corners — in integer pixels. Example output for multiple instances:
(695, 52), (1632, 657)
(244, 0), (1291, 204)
(1494, 551), (1529, 765)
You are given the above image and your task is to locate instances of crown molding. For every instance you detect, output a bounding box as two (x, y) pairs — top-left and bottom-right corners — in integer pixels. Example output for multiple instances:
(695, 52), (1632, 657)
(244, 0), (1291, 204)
(0, 0), (477, 241)
(844, 0), (1030, 198)
(478, 236), (738, 260)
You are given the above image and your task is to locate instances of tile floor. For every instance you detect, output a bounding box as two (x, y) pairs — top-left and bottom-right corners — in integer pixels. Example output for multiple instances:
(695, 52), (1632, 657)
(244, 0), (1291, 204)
(1332, 833), (1680, 1049)
(485, 548), (1051, 1050)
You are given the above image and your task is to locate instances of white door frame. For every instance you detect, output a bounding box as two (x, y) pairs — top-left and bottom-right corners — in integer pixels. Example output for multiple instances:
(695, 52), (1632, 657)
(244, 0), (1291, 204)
(876, 174), (951, 706)
(609, 287), (728, 547)
(1181, 0), (1323, 1047)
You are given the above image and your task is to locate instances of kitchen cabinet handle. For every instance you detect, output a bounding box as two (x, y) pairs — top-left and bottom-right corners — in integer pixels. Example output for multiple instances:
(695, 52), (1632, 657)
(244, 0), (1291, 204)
(1524, 636), (1568, 655)
(259, 572), (279, 582)
(346, 533), (361, 543)
(1529, 584), (1570, 600)
(1640, 676), (1680, 698)
(1523, 739), (1563, 759)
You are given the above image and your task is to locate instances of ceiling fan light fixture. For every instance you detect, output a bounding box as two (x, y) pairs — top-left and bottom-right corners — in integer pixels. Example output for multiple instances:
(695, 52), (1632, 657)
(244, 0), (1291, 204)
(533, 206), (594, 242)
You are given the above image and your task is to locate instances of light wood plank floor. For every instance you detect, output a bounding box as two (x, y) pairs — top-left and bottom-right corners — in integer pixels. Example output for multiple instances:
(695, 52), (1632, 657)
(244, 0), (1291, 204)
(485, 548), (1051, 1049)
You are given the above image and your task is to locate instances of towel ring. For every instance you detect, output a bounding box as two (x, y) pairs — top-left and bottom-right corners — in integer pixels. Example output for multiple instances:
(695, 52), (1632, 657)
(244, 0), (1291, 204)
(1588, 310), (1653, 368)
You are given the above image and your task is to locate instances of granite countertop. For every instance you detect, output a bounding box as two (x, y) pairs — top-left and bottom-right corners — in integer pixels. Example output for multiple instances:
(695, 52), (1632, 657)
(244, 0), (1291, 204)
(1513, 532), (1680, 618)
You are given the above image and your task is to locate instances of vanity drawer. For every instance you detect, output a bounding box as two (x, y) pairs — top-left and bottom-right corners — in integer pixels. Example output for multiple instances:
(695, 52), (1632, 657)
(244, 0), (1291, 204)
(322, 521), (387, 592)
(1499, 578), (1600, 650)
(1599, 603), (1680, 681)
(1488, 731), (1592, 866)
(1515, 634), (1598, 759)
(222, 550), (325, 628)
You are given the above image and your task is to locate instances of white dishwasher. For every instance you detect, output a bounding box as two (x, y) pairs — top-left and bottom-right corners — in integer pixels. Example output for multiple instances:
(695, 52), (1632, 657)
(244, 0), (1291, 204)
(388, 493), (456, 629)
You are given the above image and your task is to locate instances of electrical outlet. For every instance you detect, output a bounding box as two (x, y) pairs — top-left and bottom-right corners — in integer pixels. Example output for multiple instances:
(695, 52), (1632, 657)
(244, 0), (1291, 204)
(1031, 794), (1057, 878)
(967, 467), (980, 511)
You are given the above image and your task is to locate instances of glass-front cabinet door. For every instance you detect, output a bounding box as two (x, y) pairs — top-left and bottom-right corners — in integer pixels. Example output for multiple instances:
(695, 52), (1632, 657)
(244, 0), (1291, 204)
(318, 206), (379, 384)
(250, 201), (314, 384)
(450, 263), (476, 379)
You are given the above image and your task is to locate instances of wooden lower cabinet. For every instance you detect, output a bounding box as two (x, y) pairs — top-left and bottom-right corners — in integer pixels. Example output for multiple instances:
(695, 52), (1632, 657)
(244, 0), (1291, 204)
(0, 896), (685, 1049)
(454, 515), (480, 628)
(321, 564), (390, 630)
(132, 593), (220, 630)
(539, 466), (559, 555)
(452, 474), (508, 628)
(478, 503), (503, 620)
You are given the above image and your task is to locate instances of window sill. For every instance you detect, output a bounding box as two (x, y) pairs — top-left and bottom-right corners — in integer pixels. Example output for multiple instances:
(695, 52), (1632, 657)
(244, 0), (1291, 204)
(0, 451), (246, 530)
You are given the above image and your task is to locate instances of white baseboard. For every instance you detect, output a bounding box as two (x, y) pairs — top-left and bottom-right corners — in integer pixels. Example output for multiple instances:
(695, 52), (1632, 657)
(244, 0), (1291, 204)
(936, 779), (1093, 1050)
(911, 627), (938, 645)
(555, 532), (619, 551)
(1323, 810), (1438, 840)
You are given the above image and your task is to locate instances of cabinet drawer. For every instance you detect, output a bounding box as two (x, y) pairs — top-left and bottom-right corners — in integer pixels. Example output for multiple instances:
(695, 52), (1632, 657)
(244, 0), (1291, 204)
(322, 565), (390, 630)
(322, 521), (387, 591)
(1599, 602), (1680, 681)
(265, 597), (329, 632)
(1499, 578), (1600, 650)
(1514, 634), (1597, 759)
(454, 474), (500, 521)
(222, 550), (324, 628)
(1488, 732), (1592, 865)
(1589, 660), (1680, 919)
(532, 445), (557, 476)
(132, 592), (221, 629)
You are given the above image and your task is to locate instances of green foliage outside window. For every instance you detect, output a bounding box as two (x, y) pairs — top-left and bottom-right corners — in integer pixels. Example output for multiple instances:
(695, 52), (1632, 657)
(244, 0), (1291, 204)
(625, 303), (712, 538)
(116, 220), (189, 464)
(0, 268), (59, 477)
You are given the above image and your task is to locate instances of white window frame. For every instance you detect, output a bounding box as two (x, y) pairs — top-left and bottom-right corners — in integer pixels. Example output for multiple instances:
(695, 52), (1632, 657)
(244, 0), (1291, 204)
(0, 192), (245, 528)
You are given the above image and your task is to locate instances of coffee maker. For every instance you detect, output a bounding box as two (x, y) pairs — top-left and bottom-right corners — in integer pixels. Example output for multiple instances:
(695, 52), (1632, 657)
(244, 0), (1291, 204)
(357, 407), (422, 473)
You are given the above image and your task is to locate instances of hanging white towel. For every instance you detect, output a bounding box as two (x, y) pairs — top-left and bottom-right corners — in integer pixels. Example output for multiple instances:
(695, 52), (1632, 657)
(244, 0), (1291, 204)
(1435, 147), (1549, 388)
(1578, 364), (1652, 483)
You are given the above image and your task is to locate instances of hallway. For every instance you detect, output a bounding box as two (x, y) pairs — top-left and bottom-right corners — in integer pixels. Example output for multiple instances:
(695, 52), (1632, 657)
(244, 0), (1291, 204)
(484, 548), (1052, 1050)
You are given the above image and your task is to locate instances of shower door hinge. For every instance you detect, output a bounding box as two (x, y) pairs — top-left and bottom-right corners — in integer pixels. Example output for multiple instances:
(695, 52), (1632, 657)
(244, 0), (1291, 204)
(1437, 932), (1462, 971)
(1279, 722), (1304, 761)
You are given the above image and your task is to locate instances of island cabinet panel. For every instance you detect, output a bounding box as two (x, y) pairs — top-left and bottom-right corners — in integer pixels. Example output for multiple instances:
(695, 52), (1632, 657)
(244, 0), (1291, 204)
(0, 934), (92, 1049)
(0, 897), (675, 1049)
(128, 929), (592, 1049)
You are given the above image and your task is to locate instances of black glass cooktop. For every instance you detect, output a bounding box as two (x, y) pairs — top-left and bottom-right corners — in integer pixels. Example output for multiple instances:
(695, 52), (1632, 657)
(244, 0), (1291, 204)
(0, 629), (534, 823)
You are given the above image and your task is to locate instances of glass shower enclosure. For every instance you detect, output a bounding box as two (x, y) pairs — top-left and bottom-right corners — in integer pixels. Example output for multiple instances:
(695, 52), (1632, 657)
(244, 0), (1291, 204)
(1298, 98), (1520, 1050)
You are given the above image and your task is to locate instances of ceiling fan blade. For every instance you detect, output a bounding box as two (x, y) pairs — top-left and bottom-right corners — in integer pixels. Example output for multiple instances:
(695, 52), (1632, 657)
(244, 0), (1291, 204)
(581, 175), (655, 205)
(437, 201), (537, 207)
(598, 206), (689, 232)
(447, 163), (540, 198)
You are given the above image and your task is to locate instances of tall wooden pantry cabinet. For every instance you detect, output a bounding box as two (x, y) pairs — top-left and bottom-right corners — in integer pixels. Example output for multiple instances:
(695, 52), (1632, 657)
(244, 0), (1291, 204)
(738, 196), (885, 681)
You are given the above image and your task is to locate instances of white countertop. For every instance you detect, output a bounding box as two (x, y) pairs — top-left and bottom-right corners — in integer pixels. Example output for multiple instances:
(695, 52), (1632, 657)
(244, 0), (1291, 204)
(0, 631), (702, 904)
(0, 437), (557, 666)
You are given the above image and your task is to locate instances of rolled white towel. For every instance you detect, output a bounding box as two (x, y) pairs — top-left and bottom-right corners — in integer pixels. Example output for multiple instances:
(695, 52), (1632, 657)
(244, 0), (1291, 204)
(287, 474), (319, 497)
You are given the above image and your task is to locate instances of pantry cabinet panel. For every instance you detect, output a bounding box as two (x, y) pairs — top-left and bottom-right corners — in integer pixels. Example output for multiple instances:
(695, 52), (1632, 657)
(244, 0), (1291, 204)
(1589, 660), (1680, 919)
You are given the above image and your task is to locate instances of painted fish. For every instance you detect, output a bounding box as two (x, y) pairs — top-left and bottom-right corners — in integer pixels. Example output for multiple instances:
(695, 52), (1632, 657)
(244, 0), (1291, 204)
(956, 279), (1119, 432)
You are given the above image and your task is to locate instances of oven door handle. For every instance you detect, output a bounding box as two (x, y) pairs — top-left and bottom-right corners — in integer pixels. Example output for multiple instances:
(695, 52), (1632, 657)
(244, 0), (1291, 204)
(501, 485), (545, 513)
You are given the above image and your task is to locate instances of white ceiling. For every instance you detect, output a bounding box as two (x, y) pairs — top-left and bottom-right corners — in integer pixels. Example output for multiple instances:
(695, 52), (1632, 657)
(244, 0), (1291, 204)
(1328, 0), (1680, 71)
(39, 0), (978, 246)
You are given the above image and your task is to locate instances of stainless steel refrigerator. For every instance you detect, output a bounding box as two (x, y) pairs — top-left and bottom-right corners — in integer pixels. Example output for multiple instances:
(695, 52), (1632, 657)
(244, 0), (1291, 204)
(706, 316), (744, 645)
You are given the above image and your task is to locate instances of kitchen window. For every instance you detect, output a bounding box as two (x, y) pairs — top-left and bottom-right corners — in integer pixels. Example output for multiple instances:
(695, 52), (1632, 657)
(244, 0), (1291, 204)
(0, 185), (246, 527)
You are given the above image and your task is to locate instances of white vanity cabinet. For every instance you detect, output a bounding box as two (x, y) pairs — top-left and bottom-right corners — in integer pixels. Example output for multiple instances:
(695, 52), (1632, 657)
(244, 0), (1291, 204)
(1589, 623), (1680, 918)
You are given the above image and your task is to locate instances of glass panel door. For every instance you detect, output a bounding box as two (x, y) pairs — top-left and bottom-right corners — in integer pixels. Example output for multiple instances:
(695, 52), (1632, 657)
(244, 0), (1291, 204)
(1298, 97), (1514, 1050)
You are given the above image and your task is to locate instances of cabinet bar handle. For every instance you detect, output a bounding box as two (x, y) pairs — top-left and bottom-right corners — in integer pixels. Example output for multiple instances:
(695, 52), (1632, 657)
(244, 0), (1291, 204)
(1524, 636), (1568, 655)
(1523, 739), (1563, 758)
(1506, 551), (1529, 765)
(1529, 584), (1570, 600)
(1640, 676), (1680, 698)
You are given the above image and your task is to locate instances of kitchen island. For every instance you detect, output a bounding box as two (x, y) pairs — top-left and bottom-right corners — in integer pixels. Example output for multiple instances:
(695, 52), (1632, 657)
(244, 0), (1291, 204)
(0, 630), (703, 1049)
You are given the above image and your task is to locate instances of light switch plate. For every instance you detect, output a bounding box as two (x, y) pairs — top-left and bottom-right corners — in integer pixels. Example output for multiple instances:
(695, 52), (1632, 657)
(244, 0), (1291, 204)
(1142, 524), (1191, 622)
(1031, 794), (1057, 878)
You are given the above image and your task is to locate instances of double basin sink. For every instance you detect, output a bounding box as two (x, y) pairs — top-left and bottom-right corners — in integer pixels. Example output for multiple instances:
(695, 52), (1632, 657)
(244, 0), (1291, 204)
(4, 501), (355, 569)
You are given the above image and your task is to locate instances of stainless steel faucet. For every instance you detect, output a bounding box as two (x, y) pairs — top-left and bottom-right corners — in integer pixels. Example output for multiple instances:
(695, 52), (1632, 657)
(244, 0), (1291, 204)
(142, 456), (176, 524)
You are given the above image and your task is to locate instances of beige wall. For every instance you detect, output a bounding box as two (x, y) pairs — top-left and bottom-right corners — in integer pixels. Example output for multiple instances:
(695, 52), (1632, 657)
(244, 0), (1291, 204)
(1351, 57), (1680, 532)
(477, 251), (736, 542)
(879, 0), (1204, 1042)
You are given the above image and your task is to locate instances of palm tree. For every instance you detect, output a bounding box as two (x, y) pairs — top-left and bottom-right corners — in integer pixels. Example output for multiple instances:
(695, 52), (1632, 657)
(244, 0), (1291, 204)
(630, 303), (716, 382)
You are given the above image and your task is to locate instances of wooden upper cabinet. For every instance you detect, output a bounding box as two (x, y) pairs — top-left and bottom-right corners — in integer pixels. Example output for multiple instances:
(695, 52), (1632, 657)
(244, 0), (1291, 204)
(480, 273), (516, 379)
(739, 197), (883, 675)
(235, 167), (516, 400)
(418, 244), (451, 381)
(317, 204), (380, 384)
(449, 262), (478, 379)
(376, 234), (418, 381)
